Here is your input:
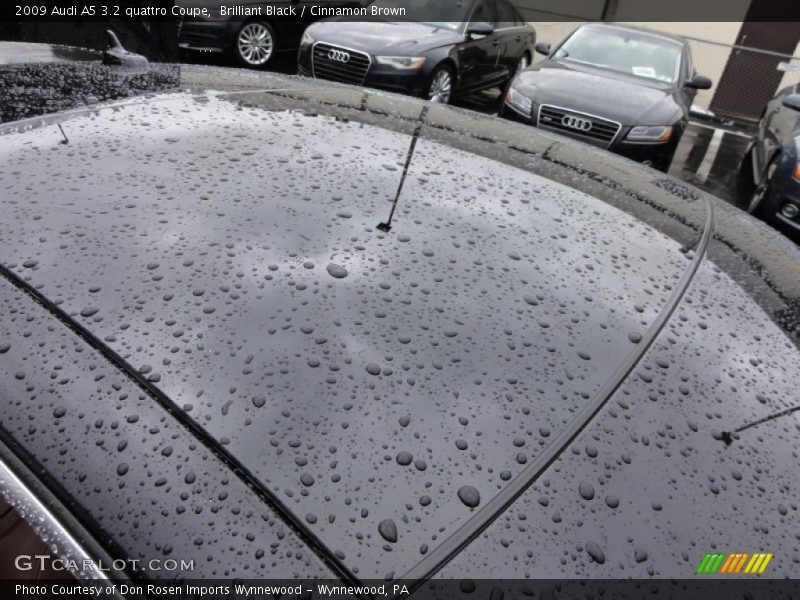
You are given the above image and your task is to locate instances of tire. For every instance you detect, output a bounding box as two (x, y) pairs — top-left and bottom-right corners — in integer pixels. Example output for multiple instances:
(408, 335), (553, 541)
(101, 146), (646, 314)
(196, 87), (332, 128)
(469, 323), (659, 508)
(425, 64), (454, 104)
(738, 142), (755, 184)
(234, 21), (276, 68)
(748, 158), (778, 218)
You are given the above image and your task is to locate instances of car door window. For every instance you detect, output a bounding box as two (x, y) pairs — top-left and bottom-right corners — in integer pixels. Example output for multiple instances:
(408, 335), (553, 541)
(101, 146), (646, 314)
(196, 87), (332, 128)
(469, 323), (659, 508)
(470, 0), (494, 25)
(495, 0), (517, 28)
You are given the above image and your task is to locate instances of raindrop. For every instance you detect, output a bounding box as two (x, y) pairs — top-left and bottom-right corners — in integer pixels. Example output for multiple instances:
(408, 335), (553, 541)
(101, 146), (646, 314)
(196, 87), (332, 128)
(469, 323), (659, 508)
(326, 263), (348, 279)
(457, 485), (480, 508)
(396, 451), (413, 466)
(378, 519), (398, 543)
(586, 541), (605, 564)
(460, 580), (476, 593)
(489, 587), (504, 600)
(579, 481), (595, 500)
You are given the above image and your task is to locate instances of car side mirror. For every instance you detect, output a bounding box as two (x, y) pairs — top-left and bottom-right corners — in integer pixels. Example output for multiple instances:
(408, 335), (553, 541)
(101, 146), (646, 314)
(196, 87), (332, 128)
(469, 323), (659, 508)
(782, 94), (800, 111)
(686, 74), (712, 90)
(467, 22), (494, 39)
(534, 42), (551, 56)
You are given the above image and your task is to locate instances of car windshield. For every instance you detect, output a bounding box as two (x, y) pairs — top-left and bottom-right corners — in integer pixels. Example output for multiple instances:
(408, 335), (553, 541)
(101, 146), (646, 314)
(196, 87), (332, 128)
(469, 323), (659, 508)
(369, 0), (471, 29)
(554, 26), (683, 85)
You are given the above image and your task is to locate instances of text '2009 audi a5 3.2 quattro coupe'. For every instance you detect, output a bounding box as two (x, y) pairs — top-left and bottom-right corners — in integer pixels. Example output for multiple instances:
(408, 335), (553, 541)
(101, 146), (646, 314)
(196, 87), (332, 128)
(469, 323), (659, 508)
(1, 32), (800, 600)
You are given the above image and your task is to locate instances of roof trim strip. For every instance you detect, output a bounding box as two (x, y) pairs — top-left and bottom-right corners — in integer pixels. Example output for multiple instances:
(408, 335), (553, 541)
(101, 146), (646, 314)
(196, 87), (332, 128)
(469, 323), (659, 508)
(400, 197), (715, 586)
(0, 262), (359, 588)
(0, 432), (124, 593)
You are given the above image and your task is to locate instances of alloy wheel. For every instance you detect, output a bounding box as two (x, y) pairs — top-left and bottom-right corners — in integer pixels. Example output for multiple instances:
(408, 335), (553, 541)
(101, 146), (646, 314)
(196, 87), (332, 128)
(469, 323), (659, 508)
(237, 23), (274, 66)
(428, 69), (452, 104)
(748, 162), (777, 214)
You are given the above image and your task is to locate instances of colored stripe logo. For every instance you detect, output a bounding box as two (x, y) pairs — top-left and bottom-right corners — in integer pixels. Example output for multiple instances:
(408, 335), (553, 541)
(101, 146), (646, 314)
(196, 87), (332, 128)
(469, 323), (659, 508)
(696, 552), (773, 574)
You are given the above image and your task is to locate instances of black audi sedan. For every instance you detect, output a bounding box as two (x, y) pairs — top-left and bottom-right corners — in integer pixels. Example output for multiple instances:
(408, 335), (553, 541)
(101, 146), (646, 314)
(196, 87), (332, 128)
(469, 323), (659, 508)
(297, 0), (536, 103)
(2, 55), (800, 597)
(502, 23), (712, 171)
(176, 0), (360, 68)
(743, 84), (800, 240)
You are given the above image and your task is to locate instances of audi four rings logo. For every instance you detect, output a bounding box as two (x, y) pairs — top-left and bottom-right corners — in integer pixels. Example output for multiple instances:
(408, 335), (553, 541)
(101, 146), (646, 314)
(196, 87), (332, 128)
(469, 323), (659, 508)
(328, 49), (350, 63)
(561, 115), (593, 131)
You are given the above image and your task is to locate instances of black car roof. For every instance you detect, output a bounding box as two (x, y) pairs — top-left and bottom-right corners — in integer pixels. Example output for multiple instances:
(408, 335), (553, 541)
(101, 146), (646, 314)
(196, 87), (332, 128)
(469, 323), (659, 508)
(0, 87), (692, 579)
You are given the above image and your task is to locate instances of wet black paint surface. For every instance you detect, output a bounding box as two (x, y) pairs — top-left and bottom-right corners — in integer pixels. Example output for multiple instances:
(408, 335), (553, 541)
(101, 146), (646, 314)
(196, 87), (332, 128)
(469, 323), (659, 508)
(0, 91), (688, 578)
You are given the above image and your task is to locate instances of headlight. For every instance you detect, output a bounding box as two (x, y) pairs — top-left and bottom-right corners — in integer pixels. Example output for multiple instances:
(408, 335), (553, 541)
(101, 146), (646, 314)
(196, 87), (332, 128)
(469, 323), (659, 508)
(300, 31), (314, 48)
(375, 56), (426, 70)
(505, 87), (533, 115)
(626, 125), (673, 143)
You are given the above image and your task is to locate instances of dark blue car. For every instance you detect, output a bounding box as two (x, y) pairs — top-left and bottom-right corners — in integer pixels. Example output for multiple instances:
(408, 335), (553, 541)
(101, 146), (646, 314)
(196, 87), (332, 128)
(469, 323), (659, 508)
(744, 83), (800, 240)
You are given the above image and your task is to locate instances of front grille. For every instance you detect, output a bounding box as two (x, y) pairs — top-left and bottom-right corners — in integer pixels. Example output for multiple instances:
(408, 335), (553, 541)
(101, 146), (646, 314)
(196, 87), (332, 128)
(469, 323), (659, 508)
(537, 105), (621, 148)
(312, 43), (370, 85)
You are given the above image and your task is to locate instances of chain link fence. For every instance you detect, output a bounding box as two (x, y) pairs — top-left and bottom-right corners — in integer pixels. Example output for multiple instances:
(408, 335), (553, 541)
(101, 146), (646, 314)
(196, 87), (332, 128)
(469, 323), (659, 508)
(681, 34), (800, 122)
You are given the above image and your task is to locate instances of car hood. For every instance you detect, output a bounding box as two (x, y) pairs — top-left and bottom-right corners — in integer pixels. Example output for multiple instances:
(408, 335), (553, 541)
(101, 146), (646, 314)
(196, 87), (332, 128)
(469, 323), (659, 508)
(307, 20), (463, 55)
(514, 60), (683, 126)
(0, 88), (692, 579)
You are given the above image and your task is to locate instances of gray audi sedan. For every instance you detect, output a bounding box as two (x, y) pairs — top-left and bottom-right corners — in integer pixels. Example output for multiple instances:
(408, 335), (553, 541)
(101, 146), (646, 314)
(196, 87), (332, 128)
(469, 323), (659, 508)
(502, 23), (712, 171)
